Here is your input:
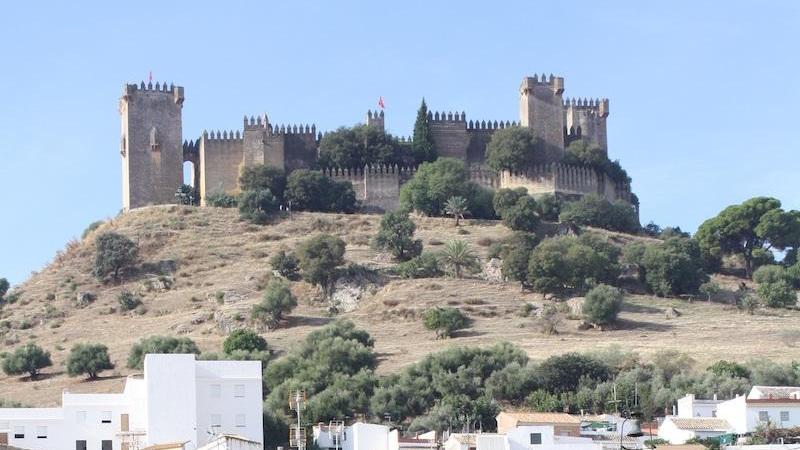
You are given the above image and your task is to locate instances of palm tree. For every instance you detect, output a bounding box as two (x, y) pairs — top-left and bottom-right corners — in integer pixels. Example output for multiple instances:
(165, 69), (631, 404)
(443, 196), (470, 226)
(440, 240), (479, 278)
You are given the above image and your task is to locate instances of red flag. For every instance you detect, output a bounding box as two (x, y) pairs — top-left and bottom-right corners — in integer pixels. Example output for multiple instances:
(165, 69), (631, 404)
(378, 96), (385, 110)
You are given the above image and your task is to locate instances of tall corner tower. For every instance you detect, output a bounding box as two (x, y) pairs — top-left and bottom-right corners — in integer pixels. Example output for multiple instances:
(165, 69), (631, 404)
(120, 81), (184, 211)
(519, 74), (566, 161)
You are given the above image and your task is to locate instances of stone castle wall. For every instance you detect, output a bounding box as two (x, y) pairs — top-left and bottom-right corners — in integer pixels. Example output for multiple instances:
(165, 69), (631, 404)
(120, 75), (626, 213)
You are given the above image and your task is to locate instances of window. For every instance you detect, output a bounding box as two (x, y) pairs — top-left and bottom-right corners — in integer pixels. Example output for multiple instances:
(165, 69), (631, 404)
(102, 439), (112, 450)
(235, 414), (246, 428)
(234, 384), (245, 398)
(101, 411), (112, 424)
(210, 414), (222, 427)
(13, 426), (24, 439)
(759, 411), (769, 422)
(76, 440), (87, 450)
(36, 426), (47, 439)
(210, 384), (221, 399)
(781, 411), (790, 422)
(530, 433), (542, 445)
(712, 410), (717, 417)
(76, 411), (87, 424)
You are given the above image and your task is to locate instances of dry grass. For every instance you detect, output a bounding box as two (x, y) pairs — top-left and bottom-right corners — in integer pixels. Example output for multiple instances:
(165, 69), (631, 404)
(2, 205), (799, 406)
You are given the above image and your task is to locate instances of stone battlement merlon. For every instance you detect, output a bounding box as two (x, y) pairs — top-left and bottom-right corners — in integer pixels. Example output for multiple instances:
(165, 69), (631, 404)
(270, 123), (316, 135)
(243, 114), (269, 130)
(564, 97), (609, 117)
(467, 119), (518, 131)
(123, 82), (185, 106)
(202, 130), (243, 141)
(427, 111), (467, 123)
(520, 73), (564, 95)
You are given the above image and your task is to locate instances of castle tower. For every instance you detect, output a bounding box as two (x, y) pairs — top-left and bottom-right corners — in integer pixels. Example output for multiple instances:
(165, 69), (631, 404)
(366, 109), (385, 131)
(564, 98), (609, 152)
(519, 74), (565, 162)
(120, 82), (184, 211)
(242, 114), (269, 167)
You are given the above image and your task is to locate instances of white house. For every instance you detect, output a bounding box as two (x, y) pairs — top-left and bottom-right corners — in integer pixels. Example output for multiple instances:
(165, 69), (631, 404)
(313, 422), (435, 450)
(657, 417), (733, 444)
(677, 395), (723, 418)
(717, 386), (800, 434)
(0, 354), (263, 450)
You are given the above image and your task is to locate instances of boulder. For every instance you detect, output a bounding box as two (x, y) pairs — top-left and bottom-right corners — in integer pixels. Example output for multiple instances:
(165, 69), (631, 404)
(664, 307), (681, 318)
(75, 292), (96, 308)
(480, 258), (504, 282)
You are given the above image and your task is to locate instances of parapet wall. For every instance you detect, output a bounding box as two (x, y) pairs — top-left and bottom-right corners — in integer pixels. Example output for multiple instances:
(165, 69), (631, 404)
(500, 164), (630, 202)
(199, 130), (244, 205)
(323, 165), (416, 212)
(427, 110), (516, 164)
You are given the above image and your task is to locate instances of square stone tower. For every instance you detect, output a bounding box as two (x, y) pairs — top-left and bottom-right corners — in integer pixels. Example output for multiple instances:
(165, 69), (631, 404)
(519, 74), (565, 162)
(120, 82), (184, 211)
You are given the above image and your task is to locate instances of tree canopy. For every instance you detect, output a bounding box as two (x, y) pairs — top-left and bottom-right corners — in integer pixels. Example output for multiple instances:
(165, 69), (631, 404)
(372, 210), (422, 261)
(67, 343), (114, 379)
(318, 125), (410, 168)
(485, 127), (543, 171)
(298, 234), (347, 297)
(127, 336), (200, 370)
(93, 232), (139, 282)
(239, 164), (287, 201)
(285, 169), (357, 213)
(412, 99), (437, 164)
(696, 197), (800, 277)
(2, 343), (52, 379)
(400, 158), (484, 217)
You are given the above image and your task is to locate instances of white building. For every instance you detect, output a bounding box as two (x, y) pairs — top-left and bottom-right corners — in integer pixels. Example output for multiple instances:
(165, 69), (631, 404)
(717, 386), (800, 434)
(677, 395), (723, 418)
(657, 417), (733, 444)
(313, 422), (435, 450)
(0, 354), (263, 450)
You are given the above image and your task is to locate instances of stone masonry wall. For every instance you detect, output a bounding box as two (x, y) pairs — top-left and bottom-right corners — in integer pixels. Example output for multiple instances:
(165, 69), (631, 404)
(120, 82), (184, 210)
(199, 131), (244, 205)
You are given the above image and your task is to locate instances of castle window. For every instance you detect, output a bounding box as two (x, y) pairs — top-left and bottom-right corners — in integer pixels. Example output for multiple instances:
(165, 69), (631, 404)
(530, 433), (542, 445)
(102, 440), (112, 450)
(101, 411), (112, 424)
(76, 440), (87, 450)
(36, 426), (47, 439)
(149, 127), (160, 152)
(13, 426), (23, 439)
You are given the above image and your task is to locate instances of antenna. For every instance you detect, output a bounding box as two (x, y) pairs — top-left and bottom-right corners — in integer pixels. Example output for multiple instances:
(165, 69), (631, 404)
(289, 390), (307, 450)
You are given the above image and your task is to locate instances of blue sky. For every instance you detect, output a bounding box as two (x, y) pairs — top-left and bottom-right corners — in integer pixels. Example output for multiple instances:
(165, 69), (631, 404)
(1, 1), (798, 285)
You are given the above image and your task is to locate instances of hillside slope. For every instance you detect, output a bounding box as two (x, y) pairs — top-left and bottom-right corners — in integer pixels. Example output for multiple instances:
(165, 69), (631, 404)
(3, 206), (798, 406)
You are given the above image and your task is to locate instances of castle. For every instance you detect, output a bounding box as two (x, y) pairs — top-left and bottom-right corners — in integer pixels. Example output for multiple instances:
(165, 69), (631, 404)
(119, 75), (631, 212)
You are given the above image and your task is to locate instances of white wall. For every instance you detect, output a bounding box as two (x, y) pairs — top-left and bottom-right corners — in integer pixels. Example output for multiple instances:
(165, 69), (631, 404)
(505, 425), (600, 450)
(717, 397), (748, 434)
(744, 404), (800, 431)
(657, 418), (697, 445)
(352, 423), (390, 450)
(145, 354), (198, 448)
(678, 394), (721, 418)
(195, 360), (263, 447)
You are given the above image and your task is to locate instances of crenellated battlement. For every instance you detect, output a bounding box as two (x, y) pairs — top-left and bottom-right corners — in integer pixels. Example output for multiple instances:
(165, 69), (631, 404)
(269, 123), (316, 136)
(427, 111), (466, 123)
(563, 97), (609, 117)
(467, 119), (518, 131)
(520, 73), (564, 95)
(243, 114), (269, 130)
(121, 74), (630, 213)
(202, 130), (243, 141)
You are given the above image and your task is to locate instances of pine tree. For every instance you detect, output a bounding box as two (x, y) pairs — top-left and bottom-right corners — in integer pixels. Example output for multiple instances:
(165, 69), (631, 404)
(412, 98), (436, 164)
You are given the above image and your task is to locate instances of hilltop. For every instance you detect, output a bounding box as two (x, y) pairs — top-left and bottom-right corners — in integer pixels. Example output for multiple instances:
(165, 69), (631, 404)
(3, 206), (799, 406)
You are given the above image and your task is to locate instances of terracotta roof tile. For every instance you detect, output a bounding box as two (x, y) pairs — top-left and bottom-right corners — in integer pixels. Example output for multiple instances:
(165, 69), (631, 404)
(668, 417), (731, 431)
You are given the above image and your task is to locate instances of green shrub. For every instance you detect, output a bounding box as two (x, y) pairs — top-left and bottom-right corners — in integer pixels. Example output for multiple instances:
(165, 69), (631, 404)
(527, 234), (621, 294)
(285, 170), (356, 213)
(501, 196), (540, 232)
(298, 234), (346, 298)
(269, 250), (300, 280)
(372, 210), (422, 260)
(493, 188), (528, 217)
(117, 290), (142, 312)
(422, 307), (469, 339)
(93, 232), (138, 282)
(640, 238), (708, 297)
(223, 329), (268, 354)
(753, 265), (790, 284)
(399, 158), (473, 217)
(2, 343), (52, 379)
(558, 194), (639, 233)
(66, 343), (114, 379)
(536, 194), (561, 222)
(485, 127), (543, 171)
(582, 284), (624, 326)
(238, 189), (279, 224)
(438, 240), (480, 278)
(0, 278), (8, 302)
(699, 281), (721, 302)
(239, 164), (287, 201)
(757, 280), (796, 308)
(127, 336), (200, 370)
(251, 280), (298, 327)
(318, 124), (410, 168)
(395, 252), (443, 279)
(205, 191), (238, 208)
